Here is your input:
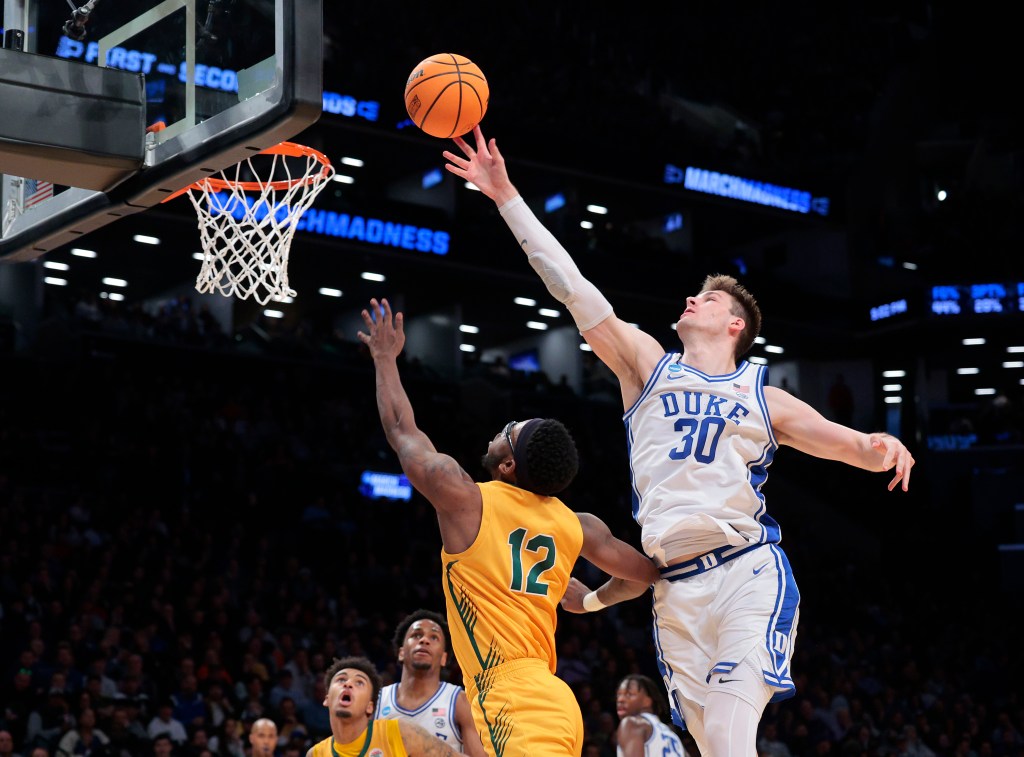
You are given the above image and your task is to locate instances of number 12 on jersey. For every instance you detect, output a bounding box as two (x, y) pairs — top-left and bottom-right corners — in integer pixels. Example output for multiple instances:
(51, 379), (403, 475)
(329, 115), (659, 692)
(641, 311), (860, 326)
(507, 528), (556, 596)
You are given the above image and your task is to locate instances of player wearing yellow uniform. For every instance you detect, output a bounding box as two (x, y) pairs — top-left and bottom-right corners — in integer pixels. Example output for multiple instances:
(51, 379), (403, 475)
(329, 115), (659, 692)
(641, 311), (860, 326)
(442, 480), (584, 755)
(306, 655), (460, 757)
(359, 298), (661, 756)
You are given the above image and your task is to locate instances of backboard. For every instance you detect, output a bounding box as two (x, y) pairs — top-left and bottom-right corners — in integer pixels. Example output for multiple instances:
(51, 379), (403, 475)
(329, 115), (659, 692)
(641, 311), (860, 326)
(0, 0), (323, 261)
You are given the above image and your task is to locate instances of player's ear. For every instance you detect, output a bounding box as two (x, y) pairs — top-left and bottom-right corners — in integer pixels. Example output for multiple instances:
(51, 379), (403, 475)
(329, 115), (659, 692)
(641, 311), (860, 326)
(440, 650), (448, 667)
(728, 314), (745, 338)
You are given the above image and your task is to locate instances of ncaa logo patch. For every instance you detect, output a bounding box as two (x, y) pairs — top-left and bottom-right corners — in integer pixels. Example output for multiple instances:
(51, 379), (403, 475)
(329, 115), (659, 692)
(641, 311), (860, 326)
(434, 717), (446, 729)
(668, 364), (683, 372)
(369, 750), (384, 757)
(380, 706), (391, 716)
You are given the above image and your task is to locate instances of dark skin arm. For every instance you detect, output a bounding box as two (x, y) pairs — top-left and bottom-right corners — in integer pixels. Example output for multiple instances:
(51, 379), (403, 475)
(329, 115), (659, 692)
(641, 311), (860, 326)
(576, 513), (659, 586)
(358, 298), (482, 553)
(454, 690), (487, 757)
(617, 716), (655, 757)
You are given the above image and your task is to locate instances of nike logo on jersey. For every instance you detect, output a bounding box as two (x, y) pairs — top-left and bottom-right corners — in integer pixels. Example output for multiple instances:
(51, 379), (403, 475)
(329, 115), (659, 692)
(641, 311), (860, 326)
(520, 238), (528, 248)
(752, 563), (769, 575)
(717, 677), (740, 684)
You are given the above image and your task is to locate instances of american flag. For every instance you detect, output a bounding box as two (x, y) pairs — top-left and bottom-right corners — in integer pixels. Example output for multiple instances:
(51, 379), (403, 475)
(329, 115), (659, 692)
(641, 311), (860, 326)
(733, 382), (750, 394)
(24, 179), (54, 209)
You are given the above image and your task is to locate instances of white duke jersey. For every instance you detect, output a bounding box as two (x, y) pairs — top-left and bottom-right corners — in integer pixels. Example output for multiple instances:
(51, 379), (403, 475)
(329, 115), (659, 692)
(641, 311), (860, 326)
(616, 712), (687, 757)
(625, 355), (780, 564)
(375, 681), (466, 751)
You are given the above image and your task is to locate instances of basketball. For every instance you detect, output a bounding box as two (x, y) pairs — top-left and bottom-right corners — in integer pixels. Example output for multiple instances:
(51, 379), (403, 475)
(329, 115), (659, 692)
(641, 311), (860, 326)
(404, 53), (489, 139)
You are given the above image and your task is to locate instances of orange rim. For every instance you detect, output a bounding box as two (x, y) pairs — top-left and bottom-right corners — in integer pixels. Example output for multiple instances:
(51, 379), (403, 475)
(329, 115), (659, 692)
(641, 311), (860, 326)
(161, 142), (333, 203)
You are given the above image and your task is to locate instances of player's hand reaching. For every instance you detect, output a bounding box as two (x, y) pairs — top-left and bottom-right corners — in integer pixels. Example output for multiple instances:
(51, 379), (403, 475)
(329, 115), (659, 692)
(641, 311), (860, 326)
(559, 577), (592, 614)
(443, 126), (519, 205)
(868, 432), (915, 492)
(357, 298), (405, 361)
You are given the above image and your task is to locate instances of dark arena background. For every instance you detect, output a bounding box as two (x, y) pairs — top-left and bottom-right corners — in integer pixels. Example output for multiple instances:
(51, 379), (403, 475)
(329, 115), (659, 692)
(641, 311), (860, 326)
(1, 3), (1022, 757)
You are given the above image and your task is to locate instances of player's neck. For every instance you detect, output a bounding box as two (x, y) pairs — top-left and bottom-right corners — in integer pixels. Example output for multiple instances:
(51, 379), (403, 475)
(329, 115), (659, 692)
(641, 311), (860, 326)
(680, 340), (737, 376)
(398, 670), (441, 704)
(331, 717), (369, 747)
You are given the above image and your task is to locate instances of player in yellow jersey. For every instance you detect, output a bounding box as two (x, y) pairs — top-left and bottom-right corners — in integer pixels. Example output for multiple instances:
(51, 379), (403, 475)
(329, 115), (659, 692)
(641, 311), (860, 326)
(306, 655), (461, 757)
(359, 298), (661, 757)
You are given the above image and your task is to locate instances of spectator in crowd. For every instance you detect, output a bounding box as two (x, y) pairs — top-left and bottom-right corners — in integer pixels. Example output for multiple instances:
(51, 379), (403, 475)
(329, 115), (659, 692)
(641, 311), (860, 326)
(0, 730), (21, 757)
(104, 704), (147, 756)
(147, 701), (188, 746)
(171, 674), (206, 730)
(55, 708), (108, 757)
(150, 733), (175, 757)
(248, 718), (277, 757)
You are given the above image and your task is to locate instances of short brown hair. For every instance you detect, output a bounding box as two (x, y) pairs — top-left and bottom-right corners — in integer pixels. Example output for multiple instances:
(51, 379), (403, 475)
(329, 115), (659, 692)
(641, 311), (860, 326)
(700, 274), (761, 360)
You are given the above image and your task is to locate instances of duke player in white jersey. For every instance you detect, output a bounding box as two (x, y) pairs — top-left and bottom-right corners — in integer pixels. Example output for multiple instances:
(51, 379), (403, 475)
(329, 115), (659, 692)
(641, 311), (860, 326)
(616, 675), (687, 757)
(375, 609), (486, 756)
(443, 126), (916, 757)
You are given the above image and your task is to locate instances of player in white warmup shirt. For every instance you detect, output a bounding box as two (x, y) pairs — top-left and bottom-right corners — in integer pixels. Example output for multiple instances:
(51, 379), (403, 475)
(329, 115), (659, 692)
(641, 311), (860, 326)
(375, 609), (485, 756)
(443, 126), (916, 757)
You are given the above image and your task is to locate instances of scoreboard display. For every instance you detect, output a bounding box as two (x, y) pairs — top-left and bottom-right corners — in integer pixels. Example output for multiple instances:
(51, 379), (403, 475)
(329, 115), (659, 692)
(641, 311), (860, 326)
(868, 282), (1024, 323)
(930, 282), (1024, 316)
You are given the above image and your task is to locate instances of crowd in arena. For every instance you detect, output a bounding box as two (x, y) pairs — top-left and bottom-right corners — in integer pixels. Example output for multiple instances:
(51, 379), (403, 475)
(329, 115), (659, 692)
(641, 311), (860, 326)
(1, 297), (1022, 757)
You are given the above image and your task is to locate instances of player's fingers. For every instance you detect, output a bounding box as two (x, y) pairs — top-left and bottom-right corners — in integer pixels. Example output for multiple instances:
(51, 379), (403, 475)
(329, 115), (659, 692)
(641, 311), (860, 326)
(356, 330), (369, 344)
(489, 138), (502, 161)
(381, 298), (393, 322)
(442, 150), (469, 169)
(453, 135), (473, 156)
(359, 308), (374, 329)
(395, 312), (404, 333)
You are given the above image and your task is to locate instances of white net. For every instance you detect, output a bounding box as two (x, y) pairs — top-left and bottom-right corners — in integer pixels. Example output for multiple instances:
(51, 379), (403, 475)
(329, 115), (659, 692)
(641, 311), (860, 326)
(186, 144), (334, 305)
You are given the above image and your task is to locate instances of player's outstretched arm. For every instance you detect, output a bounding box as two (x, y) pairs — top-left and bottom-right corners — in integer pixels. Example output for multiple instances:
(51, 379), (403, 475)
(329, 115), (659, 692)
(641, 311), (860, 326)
(560, 575), (652, 614)
(561, 513), (659, 613)
(577, 512), (660, 585)
(396, 720), (463, 757)
(358, 298), (480, 512)
(444, 126), (665, 403)
(765, 386), (915, 491)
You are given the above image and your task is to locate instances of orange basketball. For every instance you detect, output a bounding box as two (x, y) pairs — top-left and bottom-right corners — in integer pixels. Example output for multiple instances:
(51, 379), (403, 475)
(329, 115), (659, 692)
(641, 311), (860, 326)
(404, 53), (489, 139)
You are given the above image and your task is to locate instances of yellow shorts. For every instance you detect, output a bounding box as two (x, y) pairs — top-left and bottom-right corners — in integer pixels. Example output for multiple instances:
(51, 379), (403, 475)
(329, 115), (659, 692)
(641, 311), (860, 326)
(466, 657), (583, 757)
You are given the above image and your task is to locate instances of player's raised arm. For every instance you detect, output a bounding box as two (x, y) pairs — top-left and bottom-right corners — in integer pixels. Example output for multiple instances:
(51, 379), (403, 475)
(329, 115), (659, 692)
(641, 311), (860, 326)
(358, 298), (481, 516)
(443, 126), (665, 404)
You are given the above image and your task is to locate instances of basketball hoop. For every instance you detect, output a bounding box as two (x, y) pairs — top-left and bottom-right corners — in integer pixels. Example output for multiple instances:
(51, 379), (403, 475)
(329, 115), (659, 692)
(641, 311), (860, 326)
(167, 142), (334, 305)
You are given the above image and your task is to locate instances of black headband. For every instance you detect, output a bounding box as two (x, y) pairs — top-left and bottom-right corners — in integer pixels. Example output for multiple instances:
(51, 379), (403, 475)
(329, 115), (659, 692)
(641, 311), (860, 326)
(511, 419), (544, 493)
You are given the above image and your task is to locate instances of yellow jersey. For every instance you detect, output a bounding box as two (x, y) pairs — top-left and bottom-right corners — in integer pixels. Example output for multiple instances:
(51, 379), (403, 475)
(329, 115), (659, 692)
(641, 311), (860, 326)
(308, 719), (408, 757)
(442, 480), (584, 681)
